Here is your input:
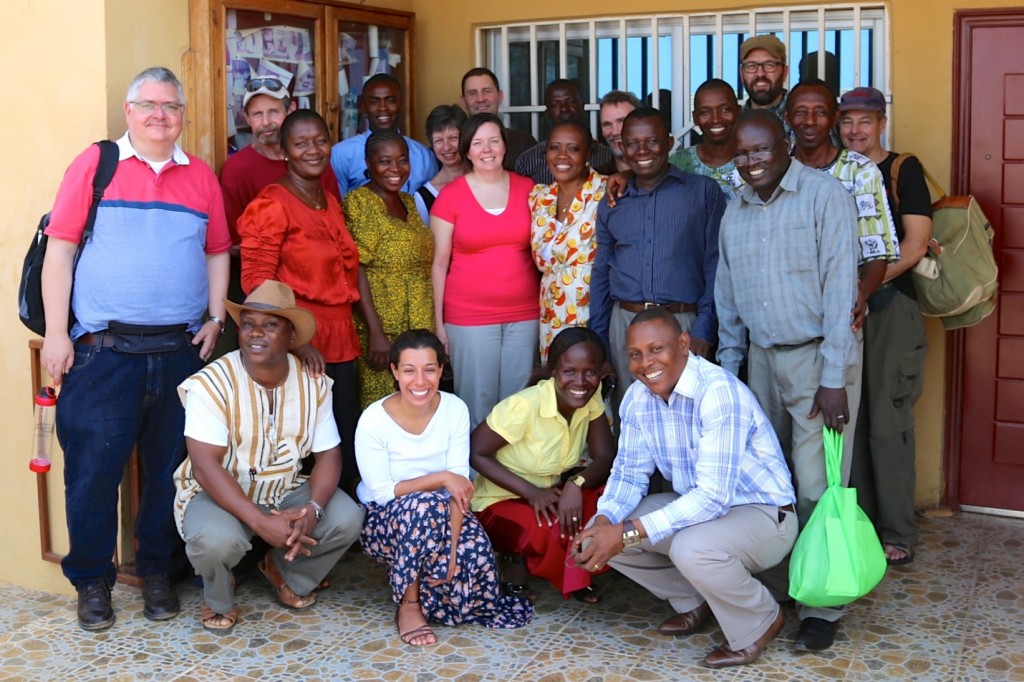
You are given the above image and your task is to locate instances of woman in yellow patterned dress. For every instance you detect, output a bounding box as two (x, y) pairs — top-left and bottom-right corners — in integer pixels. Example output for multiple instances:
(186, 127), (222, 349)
(345, 131), (435, 408)
(529, 120), (607, 363)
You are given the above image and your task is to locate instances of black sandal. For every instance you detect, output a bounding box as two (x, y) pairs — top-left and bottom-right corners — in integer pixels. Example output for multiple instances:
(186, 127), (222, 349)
(571, 586), (600, 604)
(395, 599), (437, 647)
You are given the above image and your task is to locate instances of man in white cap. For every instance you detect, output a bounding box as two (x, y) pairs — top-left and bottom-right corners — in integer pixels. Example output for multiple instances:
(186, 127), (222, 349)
(174, 280), (364, 632)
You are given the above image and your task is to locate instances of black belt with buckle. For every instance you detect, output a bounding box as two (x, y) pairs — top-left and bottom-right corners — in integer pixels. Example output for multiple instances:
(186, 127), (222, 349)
(617, 301), (698, 314)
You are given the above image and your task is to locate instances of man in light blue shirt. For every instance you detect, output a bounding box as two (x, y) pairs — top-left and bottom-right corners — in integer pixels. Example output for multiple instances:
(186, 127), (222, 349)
(573, 309), (796, 669)
(330, 73), (436, 196)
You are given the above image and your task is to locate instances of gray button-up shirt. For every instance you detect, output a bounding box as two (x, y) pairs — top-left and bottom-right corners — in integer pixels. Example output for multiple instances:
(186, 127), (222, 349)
(715, 159), (858, 389)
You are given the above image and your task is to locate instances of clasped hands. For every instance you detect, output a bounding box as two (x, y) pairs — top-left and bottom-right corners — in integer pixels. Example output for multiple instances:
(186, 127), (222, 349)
(258, 506), (318, 562)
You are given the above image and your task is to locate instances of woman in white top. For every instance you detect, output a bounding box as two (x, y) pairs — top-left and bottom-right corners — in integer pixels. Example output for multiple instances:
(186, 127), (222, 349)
(354, 329), (533, 647)
(414, 105), (468, 225)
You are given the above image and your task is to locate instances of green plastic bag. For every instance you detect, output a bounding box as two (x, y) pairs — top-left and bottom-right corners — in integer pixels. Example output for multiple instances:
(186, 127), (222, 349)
(788, 428), (886, 607)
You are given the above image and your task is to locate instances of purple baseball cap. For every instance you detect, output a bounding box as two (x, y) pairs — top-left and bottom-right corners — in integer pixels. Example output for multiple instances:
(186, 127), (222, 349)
(838, 87), (886, 114)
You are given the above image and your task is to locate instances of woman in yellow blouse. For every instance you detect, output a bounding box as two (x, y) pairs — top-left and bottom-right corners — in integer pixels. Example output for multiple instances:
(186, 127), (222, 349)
(344, 130), (435, 408)
(530, 120), (607, 363)
(470, 327), (615, 602)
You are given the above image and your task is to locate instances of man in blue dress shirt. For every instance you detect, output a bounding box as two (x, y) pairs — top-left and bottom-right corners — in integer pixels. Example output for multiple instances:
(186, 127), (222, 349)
(329, 73), (436, 197)
(590, 107), (726, 404)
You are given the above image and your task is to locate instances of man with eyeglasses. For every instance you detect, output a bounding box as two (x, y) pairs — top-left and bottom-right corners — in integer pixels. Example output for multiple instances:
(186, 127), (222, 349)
(40, 67), (230, 631)
(217, 77), (341, 353)
(739, 36), (790, 127)
(330, 73), (436, 196)
(715, 109), (861, 653)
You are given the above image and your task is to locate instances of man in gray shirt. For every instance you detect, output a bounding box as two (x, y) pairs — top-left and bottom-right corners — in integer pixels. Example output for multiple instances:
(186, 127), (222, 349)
(715, 110), (861, 652)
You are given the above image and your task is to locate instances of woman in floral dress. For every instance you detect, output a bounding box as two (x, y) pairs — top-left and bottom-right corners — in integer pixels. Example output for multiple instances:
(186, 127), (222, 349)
(529, 119), (607, 363)
(354, 330), (533, 647)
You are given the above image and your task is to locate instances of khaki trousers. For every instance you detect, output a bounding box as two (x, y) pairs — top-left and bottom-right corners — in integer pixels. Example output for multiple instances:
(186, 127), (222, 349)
(606, 493), (797, 650)
(746, 335), (863, 621)
(182, 483), (364, 614)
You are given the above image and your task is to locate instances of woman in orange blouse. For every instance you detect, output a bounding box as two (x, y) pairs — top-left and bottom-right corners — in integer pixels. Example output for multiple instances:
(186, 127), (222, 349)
(238, 109), (362, 490)
(529, 120), (607, 363)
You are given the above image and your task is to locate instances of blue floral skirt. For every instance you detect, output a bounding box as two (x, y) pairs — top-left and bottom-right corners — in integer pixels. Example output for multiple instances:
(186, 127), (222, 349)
(361, 491), (533, 628)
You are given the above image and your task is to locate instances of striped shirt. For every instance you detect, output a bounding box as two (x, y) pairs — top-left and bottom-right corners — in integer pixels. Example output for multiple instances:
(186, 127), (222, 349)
(596, 354), (795, 545)
(590, 166), (726, 346)
(172, 351), (339, 534)
(715, 158), (859, 389)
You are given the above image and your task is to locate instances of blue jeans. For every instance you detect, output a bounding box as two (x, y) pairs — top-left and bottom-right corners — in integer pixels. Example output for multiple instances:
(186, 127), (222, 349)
(57, 341), (203, 588)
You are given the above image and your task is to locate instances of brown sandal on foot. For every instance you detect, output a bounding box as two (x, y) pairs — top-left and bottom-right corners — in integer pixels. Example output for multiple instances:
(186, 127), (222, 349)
(258, 551), (317, 610)
(201, 604), (238, 633)
(395, 599), (437, 647)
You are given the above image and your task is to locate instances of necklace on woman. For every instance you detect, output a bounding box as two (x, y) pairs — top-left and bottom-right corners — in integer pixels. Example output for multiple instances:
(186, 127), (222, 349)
(288, 172), (324, 210)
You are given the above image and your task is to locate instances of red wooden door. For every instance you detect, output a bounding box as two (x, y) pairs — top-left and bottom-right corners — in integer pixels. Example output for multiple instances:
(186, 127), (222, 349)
(954, 11), (1024, 512)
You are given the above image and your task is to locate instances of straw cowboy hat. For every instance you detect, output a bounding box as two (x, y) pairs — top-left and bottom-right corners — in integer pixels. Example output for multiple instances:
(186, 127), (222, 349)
(224, 280), (316, 349)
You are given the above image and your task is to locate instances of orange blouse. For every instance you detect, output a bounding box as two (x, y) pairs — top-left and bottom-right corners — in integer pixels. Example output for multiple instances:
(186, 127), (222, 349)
(238, 183), (361, 363)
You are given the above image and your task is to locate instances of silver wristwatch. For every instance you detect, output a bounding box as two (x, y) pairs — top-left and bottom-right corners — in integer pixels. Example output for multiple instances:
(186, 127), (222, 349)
(307, 500), (325, 522)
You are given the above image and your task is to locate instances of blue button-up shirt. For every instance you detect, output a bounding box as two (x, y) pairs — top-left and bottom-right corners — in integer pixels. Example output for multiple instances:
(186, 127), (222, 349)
(590, 166), (725, 346)
(596, 354), (795, 545)
(329, 130), (437, 197)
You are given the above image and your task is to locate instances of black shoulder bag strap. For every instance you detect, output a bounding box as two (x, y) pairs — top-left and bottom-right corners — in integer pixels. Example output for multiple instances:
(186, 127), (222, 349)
(80, 140), (120, 247)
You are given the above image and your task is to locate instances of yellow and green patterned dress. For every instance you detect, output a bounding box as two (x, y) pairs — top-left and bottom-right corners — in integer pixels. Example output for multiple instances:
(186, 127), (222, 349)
(343, 186), (435, 408)
(529, 169), (607, 363)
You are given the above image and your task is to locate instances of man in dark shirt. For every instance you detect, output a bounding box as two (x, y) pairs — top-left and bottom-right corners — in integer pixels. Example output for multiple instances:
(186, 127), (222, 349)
(460, 67), (536, 171)
(839, 86), (932, 568)
(590, 107), (725, 402)
(515, 79), (613, 184)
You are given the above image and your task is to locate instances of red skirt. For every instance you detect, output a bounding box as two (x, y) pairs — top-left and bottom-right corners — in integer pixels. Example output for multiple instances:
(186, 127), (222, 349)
(476, 486), (609, 598)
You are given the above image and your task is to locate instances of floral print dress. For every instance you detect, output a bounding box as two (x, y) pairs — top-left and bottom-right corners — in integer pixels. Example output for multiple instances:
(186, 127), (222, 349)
(529, 169), (607, 362)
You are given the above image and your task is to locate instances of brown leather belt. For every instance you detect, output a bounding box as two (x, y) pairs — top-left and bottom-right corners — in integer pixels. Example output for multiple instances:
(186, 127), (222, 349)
(779, 504), (796, 513)
(617, 301), (698, 314)
(76, 332), (116, 347)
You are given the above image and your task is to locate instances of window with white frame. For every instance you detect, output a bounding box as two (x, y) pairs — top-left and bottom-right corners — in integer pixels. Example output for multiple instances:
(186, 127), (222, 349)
(477, 4), (888, 144)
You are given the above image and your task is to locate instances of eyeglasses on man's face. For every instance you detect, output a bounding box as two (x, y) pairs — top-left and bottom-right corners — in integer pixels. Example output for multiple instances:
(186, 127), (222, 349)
(741, 60), (785, 74)
(245, 77), (285, 92)
(732, 137), (786, 166)
(130, 101), (184, 115)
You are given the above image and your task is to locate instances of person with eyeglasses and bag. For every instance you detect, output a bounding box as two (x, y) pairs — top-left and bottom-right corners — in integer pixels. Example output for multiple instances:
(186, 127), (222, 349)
(40, 66), (231, 632)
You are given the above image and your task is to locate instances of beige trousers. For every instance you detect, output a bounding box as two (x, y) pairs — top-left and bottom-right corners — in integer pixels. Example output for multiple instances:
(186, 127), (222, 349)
(182, 483), (364, 614)
(606, 493), (798, 650)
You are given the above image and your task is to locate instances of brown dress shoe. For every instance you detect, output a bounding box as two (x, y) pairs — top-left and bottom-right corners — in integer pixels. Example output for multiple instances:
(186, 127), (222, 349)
(703, 607), (785, 668)
(657, 602), (711, 636)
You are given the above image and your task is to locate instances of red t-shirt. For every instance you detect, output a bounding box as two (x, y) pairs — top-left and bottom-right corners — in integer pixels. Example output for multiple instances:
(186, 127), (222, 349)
(431, 173), (539, 326)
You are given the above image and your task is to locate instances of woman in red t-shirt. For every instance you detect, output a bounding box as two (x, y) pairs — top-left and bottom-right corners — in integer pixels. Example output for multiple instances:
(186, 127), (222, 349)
(430, 113), (540, 428)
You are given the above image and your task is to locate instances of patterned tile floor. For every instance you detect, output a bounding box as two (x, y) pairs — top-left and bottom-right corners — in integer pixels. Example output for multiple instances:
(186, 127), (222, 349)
(0, 511), (1021, 681)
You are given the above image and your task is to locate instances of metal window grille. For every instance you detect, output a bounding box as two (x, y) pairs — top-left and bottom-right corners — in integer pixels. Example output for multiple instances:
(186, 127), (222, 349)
(477, 4), (888, 144)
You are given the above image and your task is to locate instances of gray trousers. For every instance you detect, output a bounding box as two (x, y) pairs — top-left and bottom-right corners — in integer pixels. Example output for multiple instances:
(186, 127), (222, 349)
(182, 483), (364, 614)
(851, 290), (926, 546)
(746, 335), (863, 622)
(609, 303), (695, 410)
(607, 493), (797, 650)
(446, 320), (539, 429)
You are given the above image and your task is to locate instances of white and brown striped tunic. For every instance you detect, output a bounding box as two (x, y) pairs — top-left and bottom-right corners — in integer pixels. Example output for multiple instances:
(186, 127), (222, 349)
(172, 351), (338, 535)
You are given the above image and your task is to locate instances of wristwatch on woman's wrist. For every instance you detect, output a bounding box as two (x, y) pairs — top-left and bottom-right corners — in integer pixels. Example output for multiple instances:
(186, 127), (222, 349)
(568, 474), (587, 489)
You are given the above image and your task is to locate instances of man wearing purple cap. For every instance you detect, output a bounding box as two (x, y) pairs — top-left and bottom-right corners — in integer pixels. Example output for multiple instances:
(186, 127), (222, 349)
(839, 87), (932, 568)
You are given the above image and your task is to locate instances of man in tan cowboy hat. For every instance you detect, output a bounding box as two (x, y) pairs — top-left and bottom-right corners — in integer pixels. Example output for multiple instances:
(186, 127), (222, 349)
(172, 280), (364, 632)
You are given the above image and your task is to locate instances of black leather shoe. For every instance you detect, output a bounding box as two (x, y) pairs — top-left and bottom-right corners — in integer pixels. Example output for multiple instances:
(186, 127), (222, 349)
(794, 616), (838, 651)
(77, 581), (115, 631)
(142, 574), (180, 621)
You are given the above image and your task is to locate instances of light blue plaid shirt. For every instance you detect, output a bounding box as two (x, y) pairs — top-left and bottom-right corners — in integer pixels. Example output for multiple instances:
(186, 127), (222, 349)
(596, 354), (795, 545)
(715, 158), (859, 389)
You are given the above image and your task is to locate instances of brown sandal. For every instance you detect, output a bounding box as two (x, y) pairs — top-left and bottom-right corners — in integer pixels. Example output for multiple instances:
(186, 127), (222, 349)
(258, 551), (317, 610)
(395, 599), (437, 647)
(201, 604), (238, 633)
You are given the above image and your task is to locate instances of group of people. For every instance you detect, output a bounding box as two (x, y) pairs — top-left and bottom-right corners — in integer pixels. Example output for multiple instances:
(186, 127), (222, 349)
(38, 30), (931, 668)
